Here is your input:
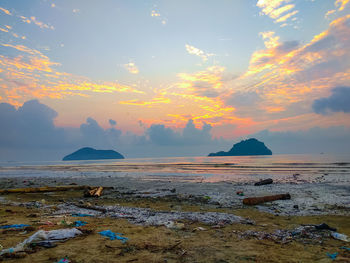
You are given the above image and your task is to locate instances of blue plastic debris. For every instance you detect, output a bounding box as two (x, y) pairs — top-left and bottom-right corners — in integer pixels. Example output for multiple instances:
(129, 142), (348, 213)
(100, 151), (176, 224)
(340, 246), (350, 251)
(57, 257), (70, 263)
(0, 224), (30, 229)
(98, 230), (128, 243)
(71, 213), (93, 217)
(326, 252), (338, 260)
(74, 221), (87, 227)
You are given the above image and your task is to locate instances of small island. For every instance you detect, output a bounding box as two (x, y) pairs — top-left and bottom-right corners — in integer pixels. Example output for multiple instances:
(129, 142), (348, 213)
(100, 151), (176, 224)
(62, 147), (124, 161)
(208, 138), (272, 157)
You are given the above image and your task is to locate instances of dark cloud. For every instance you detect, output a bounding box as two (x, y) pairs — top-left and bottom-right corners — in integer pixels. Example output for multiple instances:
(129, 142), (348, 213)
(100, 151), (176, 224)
(252, 126), (350, 154)
(253, 41), (299, 67)
(0, 100), (64, 149)
(1, 100), (349, 161)
(276, 41), (299, 53)
(312, 87), (350, 114)
(147, 124), (180, 146)
(226, 91), (261, 107)
(109, 119), (117, 126)
(303, 36), (335, 53)
(0, 100), (224, 160)
(147, 119), (213, 146)
(192, 81), (220, 98)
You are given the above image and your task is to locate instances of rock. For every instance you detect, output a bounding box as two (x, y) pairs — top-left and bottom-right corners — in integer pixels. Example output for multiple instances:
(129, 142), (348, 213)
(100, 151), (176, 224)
(254, 178), (273, 186)
(208, 138), (272, 157)
(62, 147), (124, 161)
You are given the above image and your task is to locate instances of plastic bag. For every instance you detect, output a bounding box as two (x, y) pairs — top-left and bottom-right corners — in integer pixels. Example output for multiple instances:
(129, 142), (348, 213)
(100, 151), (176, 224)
(0, 228), (82, 255)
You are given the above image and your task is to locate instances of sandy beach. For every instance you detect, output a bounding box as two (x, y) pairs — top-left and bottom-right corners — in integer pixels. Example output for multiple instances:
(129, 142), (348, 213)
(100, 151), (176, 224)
(0, 163), (349, 262)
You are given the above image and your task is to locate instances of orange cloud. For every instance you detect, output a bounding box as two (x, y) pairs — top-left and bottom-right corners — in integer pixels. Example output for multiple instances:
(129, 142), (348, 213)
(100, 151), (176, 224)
(119, 96), (171, 107)
(213, 12), (350, 134)
(19, 15), (54, 30)
(0, 7), (11, 15)
(123, 62), (139, 74)
(336, 0), (350, 11)
(0, 44), (144, 105)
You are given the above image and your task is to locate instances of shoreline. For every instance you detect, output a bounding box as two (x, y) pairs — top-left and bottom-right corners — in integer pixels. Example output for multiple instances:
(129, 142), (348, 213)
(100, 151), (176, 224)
(0, 168), (349, 216)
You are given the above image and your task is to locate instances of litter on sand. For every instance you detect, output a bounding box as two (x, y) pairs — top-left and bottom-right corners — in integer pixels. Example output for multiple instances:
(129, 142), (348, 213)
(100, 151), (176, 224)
(74, 221), (87, 227)
(340, 246), (350, 251)
(57, 257), (70, 263)
(98, 230), (128, 243)
(326, 252), (338, 260)
(71, 213), (93, 217)
(0, 228), (83, 255)
(331, 232), (350, 242)
(0, 224), (30, 229)
(236, 224), (344, 245)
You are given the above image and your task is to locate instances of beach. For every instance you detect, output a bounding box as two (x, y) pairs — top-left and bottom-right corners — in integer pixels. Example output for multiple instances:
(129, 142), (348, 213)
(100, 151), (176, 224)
(0, 156), (350, 262)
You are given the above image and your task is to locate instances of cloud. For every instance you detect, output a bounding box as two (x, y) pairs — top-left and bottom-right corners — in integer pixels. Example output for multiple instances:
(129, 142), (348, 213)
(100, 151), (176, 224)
(313, 86), (350, 114)
(0, 100), (125, 160)
(185, 44), (213, 62)
(256, 0), (298, 25)
(226, 91), (261, 107)
(123, 62), (139, 74)
(236, 14), (350, 117)
(146, 119), (214, 146)
(325, 0), (350, 20)
(1, 100), (350, 161)
(19, 15), (54, 30)
(177, 66), (225, 98)
(119, 96), (171, 107)
(0, 7), (11, 15)
(150, 9), (167, 25)
(151, 10), (161, 17)
(109, 119), (117, 126)
(252, 126), (350, 154)
(336, 0), (350, 11)
(0, 100), (227, 160)
(0, 100), (64, 149)
(0, 43), (143, 105)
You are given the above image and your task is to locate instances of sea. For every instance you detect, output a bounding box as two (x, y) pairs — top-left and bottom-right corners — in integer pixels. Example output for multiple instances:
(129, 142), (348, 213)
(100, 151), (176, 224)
(0, 154), (349, 183)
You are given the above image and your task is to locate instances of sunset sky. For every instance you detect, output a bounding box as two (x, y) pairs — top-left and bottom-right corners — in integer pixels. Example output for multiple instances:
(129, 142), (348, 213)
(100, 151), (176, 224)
(0, 0), (350, 160)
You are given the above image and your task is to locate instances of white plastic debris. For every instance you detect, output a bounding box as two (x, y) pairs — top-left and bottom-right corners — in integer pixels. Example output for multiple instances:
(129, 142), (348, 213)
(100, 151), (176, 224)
(331, 232), (350, 242)
(0, 228), (82, 255)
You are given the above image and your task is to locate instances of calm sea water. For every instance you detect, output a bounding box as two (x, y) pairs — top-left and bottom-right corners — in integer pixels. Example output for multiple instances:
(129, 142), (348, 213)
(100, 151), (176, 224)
(0, 154), (349, 183)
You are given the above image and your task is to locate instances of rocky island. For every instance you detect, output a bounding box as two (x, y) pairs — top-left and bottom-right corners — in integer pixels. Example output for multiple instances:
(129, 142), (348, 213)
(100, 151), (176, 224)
(62, 147), (124, 161)
(208, 138), (272, 156)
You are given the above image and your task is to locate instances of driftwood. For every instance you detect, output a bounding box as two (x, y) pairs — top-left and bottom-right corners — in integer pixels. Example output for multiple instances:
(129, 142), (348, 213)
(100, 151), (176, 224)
(243, 193), (291, 205)
(254, 178), (273, 186)
(84, 186), (104, 197)
(0, 185), (89, 195)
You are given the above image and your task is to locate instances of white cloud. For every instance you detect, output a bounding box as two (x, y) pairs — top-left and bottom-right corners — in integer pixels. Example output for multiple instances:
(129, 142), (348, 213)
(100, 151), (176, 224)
(124, 62), (139, 74)
(185, 44), (214, 62)
(256, 0), (298, 25)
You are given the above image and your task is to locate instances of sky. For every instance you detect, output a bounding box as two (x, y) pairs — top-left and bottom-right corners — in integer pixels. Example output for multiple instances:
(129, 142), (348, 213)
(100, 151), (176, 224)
(0, 0), (350, 161)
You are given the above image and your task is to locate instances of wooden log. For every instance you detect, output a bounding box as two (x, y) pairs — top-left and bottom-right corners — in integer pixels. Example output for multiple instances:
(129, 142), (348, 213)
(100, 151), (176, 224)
(254, 178), (273, 186)
(243, 193), (291, 205)
(94, 186), (103, 197)
(0, 185), (88, 194)
(84, 186), (103, 197)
